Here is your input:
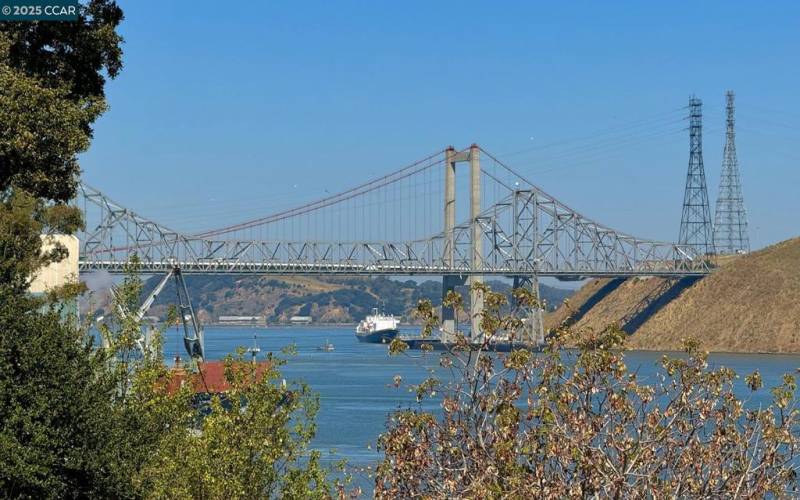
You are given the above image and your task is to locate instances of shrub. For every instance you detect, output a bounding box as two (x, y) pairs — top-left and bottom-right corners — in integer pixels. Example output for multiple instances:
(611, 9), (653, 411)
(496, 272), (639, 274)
(375, 285), (799, 498)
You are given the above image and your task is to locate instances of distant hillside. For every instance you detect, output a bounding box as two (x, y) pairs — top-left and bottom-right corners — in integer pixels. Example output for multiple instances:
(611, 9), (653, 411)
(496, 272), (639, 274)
(546, 237), (800, 353)
(138, 275), (574, 325)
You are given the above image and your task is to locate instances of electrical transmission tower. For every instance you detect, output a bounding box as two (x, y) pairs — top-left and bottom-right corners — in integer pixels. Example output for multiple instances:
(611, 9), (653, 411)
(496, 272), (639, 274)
(713, 91), (750, 254)
(679, 96), (714, 255)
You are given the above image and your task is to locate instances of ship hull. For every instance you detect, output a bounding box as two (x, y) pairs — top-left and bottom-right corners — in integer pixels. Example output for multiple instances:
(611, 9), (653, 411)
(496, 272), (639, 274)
(355, 328), (399, 344)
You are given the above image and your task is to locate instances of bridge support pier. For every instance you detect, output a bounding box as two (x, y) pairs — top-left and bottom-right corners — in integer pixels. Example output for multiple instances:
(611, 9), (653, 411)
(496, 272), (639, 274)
(469, 144), (484, 343)
(441, 275), (465, 343)
(513, 275), (545, 345)
(442, 147), (457, 342)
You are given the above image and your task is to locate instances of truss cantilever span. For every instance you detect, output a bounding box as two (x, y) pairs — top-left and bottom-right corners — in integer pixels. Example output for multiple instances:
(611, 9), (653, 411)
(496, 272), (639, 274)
(76, 148), (710, 278)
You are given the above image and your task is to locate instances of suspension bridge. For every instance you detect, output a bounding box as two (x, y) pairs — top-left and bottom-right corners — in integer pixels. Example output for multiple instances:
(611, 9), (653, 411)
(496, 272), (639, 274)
(77, 144), (710, 353)
(77, 144), (708, 279)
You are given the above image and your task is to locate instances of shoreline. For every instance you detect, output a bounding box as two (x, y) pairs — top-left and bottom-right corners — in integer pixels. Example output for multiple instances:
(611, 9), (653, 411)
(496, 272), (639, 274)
(198, 325), (800, 356)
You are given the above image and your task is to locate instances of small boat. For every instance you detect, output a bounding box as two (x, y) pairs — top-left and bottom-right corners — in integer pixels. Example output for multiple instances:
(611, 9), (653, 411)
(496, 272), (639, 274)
(318, 340), (335, 352)
(356, 307), (400, 344)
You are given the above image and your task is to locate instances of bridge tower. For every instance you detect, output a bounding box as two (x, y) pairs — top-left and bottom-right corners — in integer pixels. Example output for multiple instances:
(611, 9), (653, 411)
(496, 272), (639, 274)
(713, 91), (750, 254)
(678, 97), (715, 255)
(469, 144), (484, 343)
(441, 147), (458, 343)
(441, 145), (484, 343)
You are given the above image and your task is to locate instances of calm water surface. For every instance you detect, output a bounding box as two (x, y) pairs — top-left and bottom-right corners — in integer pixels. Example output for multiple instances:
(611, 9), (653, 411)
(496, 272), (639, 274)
(161, 325), (800, 494)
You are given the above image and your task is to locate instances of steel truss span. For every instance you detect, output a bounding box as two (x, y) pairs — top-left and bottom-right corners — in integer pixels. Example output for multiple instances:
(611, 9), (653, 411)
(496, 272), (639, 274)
(76, 147), (709, 278)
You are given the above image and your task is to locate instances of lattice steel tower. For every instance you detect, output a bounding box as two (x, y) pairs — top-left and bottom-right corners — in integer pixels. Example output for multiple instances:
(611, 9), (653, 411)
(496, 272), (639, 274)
(713, 91), (750, 254)
(679, 97), (714, 255)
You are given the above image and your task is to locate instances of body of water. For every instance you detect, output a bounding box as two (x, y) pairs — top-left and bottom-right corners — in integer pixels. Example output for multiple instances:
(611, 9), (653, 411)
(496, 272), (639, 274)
(161, 324), (800, 494)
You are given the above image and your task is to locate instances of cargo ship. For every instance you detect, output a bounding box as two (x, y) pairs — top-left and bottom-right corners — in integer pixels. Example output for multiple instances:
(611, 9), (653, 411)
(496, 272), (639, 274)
(355, 308), (399, 343)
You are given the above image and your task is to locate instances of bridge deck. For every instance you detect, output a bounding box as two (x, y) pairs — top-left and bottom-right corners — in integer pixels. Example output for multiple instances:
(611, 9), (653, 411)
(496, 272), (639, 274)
(80, 259), (710, 278)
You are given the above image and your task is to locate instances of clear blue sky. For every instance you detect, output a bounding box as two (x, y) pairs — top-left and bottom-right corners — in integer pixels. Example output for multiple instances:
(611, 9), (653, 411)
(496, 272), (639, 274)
(80, 0), (800, 250)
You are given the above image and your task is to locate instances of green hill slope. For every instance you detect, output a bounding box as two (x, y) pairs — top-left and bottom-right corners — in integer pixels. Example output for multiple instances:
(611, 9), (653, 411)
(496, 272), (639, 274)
(139, 275), (573, 325)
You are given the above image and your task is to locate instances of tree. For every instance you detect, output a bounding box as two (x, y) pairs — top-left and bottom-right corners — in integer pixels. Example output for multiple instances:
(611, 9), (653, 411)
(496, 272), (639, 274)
(0, 0), (123, 201)
(0, 2), (125, 496)
(98, 263), (333, 498)
(0, 267), (132, 497)
(1, 5), (336, 497)
(134, 352), (331, 498)
(0, 186), (137, 499)
(0, 0), (123, 287)
(376, 284), (800, 498)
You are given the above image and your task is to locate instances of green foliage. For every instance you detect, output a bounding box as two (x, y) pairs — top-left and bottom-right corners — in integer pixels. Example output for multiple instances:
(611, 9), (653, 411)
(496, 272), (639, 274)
(0, 287), (131, 497)
(0, 1), (123, 99)
(0, 0), (122, 291)
(0, 47), (103, 201)
(0, 191), (83, 292)
(0, 0), (123, 202)
(0, 4), (126, 496)
(97, 264), (334, 499)
(137, 354), (330, 499)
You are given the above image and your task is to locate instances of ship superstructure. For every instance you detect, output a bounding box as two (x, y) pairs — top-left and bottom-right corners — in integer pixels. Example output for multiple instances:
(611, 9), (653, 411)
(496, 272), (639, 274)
(355, 307), (399, 343)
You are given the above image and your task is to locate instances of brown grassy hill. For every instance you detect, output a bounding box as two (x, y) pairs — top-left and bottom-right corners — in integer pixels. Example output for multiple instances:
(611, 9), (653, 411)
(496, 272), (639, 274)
(545, 237), (800, 353)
